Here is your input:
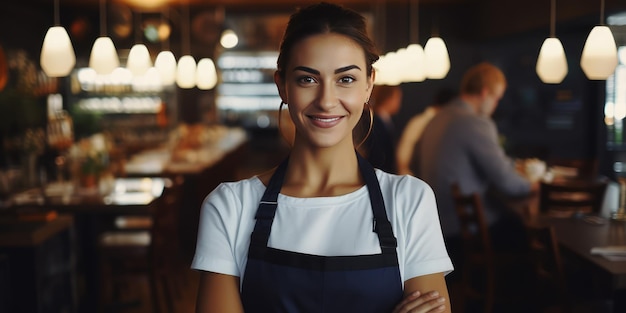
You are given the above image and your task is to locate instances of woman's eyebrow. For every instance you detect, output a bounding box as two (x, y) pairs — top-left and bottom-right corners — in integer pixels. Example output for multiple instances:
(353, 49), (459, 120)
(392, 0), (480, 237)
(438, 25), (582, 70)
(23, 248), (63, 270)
(293, 66), (319, 75)
(292, 65), (362, 75)
(335, 65), (361, 74)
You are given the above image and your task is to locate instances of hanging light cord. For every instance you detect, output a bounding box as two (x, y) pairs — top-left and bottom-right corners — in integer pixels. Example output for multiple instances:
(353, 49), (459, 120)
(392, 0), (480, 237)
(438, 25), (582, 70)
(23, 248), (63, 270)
(135, 11), (142, 43)
(54, 0), (60, 26)
(182, 3), (191, 55)
(600, 0), (605, 25)
(410, 0), (419, 44)
(99, 0), (106, 37)
(162, 6), (170, 51)
(550, 0), (556, 38)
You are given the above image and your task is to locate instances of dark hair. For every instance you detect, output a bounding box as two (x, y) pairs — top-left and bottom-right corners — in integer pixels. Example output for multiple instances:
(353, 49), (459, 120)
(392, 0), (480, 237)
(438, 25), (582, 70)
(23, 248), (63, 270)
(276, 2), (379, 79)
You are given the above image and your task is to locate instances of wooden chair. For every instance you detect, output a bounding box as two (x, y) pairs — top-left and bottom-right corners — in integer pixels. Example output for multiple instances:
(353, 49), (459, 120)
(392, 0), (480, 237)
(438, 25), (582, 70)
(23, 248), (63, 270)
(539, 180), (608, 218)
(98, 176), (184, 313)
(451, 183), (539, 313)
(450, 183), (496, 313)
(524, 223), (570, 312)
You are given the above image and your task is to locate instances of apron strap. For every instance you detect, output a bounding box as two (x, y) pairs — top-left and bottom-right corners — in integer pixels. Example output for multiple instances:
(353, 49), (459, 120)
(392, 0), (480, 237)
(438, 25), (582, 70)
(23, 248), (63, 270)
(250, 157), (288, 247)
(250, 153), (398, 254)
(357, 153), (398, 254)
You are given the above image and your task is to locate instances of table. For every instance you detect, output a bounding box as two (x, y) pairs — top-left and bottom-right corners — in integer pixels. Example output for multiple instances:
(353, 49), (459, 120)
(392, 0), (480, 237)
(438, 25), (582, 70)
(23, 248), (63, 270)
(524, 213), (626, 312)
(0, 215), (76, 313)
(497, 186), (626, 312)
(7, 177), (167, 313)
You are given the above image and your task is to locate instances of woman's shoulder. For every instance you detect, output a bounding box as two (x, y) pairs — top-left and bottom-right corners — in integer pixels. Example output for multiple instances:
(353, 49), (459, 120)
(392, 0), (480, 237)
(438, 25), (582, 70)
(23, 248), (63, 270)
(375, 170), (432, 193)
(206, 176), (265, 202)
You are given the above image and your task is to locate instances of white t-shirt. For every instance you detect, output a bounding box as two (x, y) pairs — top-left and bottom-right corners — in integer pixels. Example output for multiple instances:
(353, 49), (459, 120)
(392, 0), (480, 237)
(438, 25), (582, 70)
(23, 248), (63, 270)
(191, 170), (453, 288)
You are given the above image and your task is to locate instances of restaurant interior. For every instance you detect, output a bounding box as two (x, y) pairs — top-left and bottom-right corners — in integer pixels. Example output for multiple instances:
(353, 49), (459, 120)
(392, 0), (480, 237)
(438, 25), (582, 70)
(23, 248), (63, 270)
(1, 0), (626, 312)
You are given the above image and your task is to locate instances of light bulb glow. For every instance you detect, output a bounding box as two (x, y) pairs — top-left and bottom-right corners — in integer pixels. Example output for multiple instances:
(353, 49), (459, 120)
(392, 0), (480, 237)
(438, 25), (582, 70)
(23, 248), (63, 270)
(196, 58), (218, 90)
(536, 37), (568, 84)
(40, 26), (76, 77)
(176, 55), (196, 89)
(126, 44), (153, 77)
(89, 37), (120, 75)
(220, 29), (238, 49)
(580, 26), (618, 80)
(424, 37), (450, 79)
(155, 51), (177, 86)
(404, 44), (426, 83)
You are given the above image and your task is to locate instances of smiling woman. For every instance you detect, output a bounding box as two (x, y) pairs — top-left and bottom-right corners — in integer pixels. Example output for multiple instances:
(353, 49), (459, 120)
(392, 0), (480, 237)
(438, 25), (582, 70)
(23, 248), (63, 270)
(192, 2), (452, 313)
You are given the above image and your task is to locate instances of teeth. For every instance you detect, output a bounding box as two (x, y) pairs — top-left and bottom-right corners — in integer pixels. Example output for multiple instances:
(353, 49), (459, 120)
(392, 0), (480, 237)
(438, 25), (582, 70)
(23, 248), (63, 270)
(312, 116), (340, 122)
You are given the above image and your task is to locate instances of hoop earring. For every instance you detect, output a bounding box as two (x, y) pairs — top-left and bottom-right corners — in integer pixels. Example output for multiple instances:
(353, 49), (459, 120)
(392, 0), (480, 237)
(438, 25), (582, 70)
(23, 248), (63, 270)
(355, 101), (374, 149)
(277, 101), (293, 147)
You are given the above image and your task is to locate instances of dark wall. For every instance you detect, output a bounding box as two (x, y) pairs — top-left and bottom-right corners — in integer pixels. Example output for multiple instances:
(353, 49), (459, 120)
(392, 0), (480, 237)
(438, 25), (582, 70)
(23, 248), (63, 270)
(382, 6), (616, 177)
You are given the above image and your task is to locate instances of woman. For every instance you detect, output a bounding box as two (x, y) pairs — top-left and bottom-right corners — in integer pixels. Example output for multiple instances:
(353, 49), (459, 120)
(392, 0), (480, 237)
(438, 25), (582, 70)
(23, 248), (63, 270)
(192, 3), (452, 312)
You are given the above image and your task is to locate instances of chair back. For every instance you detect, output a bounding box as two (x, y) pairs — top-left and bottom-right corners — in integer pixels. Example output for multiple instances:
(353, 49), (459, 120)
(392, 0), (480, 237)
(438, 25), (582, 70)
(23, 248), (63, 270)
(539, 180), (607, 217)
(451, 183), (493, 259)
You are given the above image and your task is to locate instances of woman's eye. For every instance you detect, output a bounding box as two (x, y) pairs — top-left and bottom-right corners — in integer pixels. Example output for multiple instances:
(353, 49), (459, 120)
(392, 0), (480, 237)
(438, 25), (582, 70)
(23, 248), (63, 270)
(339, 76), (355, 84)
(297, 76), (316, 84)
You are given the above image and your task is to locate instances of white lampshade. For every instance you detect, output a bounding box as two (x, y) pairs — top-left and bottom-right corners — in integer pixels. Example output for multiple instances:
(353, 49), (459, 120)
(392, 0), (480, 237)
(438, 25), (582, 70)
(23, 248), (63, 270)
(536, 37), (568, 84)
(424, 37), (450, 79)
(89, 37), (119, 75)
(404, 43), (426, 83)
(196, 58), (218, 90)
(40, 26), (76, 77)
(220, 29), (238, 49)
(155, 51), (177, 86)
(126, 44), (153, 77)
(580, 25), (618, 80)
(176, 55), (196, 89)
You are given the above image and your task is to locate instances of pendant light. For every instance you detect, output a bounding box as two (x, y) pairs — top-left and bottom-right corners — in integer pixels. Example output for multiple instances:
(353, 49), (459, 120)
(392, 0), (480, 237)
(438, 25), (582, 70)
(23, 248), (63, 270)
(89, 0), (119, 75)
(404, 0), (426, 83)
(154, 6), (177, 85)
(424, 37), (450, 79)
(423, 10), (450, 79)
(40, 0), (76, 77)
(126, 11), (152, 77)
(536, 0), (568, 84)
(196, 58), (218, 90)
(580, 0), (618, 80)
(176, 2), (196, 89)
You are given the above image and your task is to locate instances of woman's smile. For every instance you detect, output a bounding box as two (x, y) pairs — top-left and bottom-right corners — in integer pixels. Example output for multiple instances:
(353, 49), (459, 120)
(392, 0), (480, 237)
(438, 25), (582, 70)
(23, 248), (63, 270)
(307, 114), (345, 128)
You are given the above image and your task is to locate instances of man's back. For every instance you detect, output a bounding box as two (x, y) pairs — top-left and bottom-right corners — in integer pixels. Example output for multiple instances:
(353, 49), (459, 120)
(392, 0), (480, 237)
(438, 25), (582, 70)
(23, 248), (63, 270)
(416, 98), (530, 237)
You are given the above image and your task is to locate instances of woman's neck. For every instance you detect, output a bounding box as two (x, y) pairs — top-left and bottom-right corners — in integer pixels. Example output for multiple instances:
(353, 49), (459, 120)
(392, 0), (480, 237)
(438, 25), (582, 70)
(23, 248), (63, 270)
(279, 144), (364, 198)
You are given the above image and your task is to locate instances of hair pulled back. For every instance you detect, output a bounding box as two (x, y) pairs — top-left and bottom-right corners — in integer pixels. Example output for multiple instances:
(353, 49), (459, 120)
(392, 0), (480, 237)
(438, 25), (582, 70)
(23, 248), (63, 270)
(276, 2), (379, 79)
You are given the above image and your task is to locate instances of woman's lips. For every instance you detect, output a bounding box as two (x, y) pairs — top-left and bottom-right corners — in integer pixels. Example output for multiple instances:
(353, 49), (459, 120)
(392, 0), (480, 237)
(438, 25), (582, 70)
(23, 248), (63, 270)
(308, 115), (344, 128)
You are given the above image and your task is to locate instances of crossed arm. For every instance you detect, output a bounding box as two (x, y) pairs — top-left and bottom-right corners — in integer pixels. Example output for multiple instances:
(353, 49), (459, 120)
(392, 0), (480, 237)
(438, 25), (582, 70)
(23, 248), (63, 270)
(195, 271), (450, 313)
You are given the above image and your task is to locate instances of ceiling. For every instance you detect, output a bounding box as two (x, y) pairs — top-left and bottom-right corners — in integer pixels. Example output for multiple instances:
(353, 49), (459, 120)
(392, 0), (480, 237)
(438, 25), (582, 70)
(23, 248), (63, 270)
(51, 0), (626, 38)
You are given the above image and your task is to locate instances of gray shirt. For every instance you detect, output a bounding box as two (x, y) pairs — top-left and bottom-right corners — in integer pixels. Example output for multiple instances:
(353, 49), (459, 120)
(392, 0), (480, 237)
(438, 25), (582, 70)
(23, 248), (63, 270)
(415, 98), (531, 237)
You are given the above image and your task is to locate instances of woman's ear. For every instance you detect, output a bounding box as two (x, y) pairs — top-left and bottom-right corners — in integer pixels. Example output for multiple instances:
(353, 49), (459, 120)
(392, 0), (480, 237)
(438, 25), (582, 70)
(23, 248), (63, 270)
(274, 71), (287, 103)
(366, 69), (376, 101)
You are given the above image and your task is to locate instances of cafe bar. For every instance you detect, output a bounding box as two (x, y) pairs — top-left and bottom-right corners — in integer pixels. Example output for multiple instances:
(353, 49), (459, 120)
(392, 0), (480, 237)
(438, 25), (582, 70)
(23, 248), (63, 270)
(1, 0), (626, 312)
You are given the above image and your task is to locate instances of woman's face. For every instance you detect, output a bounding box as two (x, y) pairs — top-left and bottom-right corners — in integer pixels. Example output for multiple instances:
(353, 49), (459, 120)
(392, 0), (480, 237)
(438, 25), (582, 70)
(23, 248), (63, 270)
(276, 33), (374, 149)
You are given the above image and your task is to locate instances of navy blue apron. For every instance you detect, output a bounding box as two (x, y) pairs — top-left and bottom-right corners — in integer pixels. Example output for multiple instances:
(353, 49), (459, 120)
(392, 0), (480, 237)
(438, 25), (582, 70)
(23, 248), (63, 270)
(241, 153), (403, 312)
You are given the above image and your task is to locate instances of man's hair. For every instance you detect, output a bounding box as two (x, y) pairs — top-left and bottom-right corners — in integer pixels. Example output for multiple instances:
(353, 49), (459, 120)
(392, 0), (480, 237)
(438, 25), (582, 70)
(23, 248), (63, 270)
(460, 62), (507, 96)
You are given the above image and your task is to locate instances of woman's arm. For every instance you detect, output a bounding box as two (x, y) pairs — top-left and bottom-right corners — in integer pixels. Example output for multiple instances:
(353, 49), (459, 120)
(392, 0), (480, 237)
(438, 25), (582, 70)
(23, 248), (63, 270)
(195, 271), (244, 313)
(392, 273), (451, 313)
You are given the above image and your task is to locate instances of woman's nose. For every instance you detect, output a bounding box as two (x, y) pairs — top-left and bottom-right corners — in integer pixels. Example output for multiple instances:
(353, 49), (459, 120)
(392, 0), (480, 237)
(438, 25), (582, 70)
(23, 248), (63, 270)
(317, 83), (338, 110)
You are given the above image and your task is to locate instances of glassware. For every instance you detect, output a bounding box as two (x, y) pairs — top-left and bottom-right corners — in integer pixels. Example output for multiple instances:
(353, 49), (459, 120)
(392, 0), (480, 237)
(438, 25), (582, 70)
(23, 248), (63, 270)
(613, 177), (626, 221)
(47, 110), (74, 183)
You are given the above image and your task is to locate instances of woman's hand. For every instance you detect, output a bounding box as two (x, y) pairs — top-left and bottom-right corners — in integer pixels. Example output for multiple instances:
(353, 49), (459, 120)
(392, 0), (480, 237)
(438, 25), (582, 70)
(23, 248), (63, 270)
(391, 290), (447, 313)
